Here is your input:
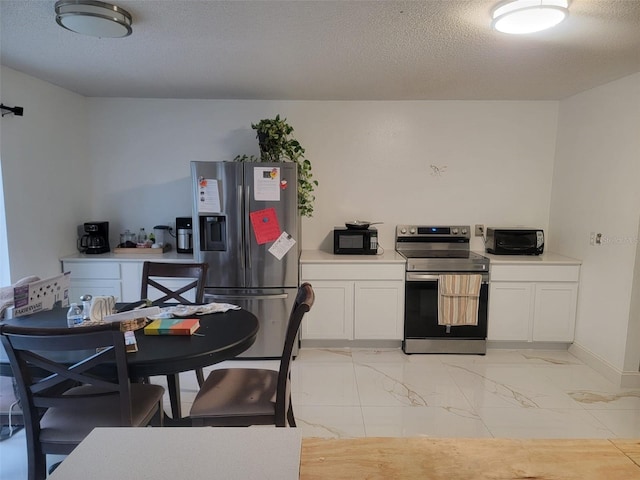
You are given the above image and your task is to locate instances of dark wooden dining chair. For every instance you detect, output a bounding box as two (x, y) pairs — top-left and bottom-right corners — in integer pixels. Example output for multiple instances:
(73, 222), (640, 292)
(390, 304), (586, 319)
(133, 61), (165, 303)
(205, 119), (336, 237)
(140, 261), (208, 386)
(189, 283), (314, 427)
(0, 322), (164, 480)
(140, 261), (208, 305)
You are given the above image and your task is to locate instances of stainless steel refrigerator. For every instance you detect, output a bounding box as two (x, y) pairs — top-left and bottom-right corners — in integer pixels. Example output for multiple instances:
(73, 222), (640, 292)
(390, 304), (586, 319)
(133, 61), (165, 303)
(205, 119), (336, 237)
(191, 161), (300, 358)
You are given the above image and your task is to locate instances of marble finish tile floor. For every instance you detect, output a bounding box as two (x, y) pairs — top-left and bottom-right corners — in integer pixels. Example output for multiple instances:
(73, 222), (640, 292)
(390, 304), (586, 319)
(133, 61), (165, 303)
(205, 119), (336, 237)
(3, 348), (640, 479)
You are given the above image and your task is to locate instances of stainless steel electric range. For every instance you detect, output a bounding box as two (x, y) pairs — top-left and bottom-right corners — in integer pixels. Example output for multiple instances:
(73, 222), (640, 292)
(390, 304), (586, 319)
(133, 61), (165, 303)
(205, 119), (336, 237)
(395, 225), (490, 354)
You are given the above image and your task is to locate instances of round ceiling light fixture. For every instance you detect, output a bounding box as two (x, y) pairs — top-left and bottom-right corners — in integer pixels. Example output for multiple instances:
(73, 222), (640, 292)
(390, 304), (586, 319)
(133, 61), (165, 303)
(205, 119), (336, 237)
(492, 0), (569, 34)
(55, 0), (133, 38)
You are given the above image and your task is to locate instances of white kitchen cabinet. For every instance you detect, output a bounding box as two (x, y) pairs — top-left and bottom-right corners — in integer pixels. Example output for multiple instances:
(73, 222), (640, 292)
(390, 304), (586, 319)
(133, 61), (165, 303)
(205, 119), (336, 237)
(300, 258), (405, 341)
(488, 282), (534, 341)
(302, 281), (354, 340)
(61, 253), (197, 304)
(532, 282), (578, 342)
(487, 262), (580, 343)
(62, 261), (122, 303)
(354, 281), (404, 339)
(120, 262), (143, 302)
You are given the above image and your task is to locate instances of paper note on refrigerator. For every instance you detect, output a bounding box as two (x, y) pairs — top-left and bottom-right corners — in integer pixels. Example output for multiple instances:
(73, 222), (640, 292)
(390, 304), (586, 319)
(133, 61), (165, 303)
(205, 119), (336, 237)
(250, 207), (281, 244)
(268, 231), (296, 260)
(197, 177), (221, 213)
(254, 167), (281, 201)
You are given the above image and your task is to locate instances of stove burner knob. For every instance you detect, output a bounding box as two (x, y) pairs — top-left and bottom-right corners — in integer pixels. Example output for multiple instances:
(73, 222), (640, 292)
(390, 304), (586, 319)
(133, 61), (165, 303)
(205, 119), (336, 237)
(461, 228), (468, 235)
(400, 228), (407, 234)
(452, 228), (459, 234)
(410, 228), (416, 234)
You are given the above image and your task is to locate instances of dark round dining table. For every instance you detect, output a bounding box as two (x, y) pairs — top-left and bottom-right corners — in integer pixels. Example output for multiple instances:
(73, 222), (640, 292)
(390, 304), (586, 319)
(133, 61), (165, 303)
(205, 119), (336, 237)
(0, 305), (259, 420)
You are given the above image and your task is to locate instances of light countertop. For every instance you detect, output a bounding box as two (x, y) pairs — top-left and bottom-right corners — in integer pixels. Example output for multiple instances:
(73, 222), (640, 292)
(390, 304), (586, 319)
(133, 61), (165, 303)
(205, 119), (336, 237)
(478, 251), (582, 265)
(48, 428), (640, 480)
(49, 427), (301, 480)
(302, 249), (580, 266)
(300, 249), (406, 264)
(61, 251), (196, 263)
(62, 249), (581, 267)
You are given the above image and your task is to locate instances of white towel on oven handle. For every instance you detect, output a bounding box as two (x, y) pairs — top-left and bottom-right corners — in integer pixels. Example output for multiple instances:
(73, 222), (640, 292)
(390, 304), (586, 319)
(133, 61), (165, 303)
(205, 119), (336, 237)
(438, 274), (482, 326)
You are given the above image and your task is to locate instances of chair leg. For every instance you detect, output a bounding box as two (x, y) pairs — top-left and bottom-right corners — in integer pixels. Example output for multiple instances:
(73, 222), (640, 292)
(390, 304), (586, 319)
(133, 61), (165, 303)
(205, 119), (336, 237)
(32, 451), (47, 480)
(49, 461), (63, 475)
(195, 368), (205, 387)
(287, 398), (296, 427)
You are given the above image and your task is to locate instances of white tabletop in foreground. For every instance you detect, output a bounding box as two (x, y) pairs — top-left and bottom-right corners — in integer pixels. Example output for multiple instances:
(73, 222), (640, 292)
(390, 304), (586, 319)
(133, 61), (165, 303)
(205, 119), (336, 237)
(49, 427), (301, 480)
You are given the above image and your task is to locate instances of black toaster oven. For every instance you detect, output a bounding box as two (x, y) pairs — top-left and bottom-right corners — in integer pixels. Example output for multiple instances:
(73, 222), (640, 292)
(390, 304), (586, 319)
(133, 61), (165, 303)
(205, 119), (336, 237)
(486, 228), (544, 255)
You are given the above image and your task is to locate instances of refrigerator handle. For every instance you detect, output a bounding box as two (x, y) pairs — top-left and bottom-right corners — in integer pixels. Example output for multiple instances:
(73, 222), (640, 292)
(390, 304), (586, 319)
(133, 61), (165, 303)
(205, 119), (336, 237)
(245, 184), (252, 271)
(237, 184), (244, 270)
(204, 293), (289, 301)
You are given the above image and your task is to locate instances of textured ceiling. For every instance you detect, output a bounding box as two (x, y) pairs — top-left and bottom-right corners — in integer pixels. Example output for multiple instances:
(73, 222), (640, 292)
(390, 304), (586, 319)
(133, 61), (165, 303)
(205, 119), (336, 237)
(1, 0), (639, 100)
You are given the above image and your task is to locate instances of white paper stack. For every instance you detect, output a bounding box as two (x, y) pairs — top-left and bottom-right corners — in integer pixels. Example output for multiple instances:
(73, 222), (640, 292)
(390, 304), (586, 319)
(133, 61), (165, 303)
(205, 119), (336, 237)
(103, 306), (161, 323)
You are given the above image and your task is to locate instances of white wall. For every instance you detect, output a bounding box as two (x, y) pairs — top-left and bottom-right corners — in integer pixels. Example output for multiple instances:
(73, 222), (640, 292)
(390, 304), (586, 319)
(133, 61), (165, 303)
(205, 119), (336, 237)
(549, 73), (640, 377)
(87, 98), (559, 251)
(5, 66), (640, 383)
(0, 66), (91, 281)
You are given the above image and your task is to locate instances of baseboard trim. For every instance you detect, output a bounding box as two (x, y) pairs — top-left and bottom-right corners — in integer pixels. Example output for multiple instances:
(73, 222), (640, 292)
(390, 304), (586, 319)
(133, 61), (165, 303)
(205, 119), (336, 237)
(300, 339), (402, 349)
(569, 342), (640, 388)
(487, 341), (571, 350)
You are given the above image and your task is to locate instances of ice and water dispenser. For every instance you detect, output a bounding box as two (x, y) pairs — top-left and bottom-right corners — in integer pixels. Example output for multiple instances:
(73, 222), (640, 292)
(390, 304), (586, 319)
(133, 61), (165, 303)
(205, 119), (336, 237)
(199, 215), (227, 251)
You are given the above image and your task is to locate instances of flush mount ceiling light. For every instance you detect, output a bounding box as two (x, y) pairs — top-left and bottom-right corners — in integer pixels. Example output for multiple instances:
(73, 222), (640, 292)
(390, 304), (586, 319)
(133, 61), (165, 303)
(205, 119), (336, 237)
(492, 0), (569, 34)
(55, 0), (132, 38)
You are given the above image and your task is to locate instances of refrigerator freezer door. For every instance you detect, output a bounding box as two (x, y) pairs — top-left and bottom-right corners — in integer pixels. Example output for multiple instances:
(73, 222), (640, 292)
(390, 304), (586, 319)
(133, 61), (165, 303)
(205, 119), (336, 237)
(192, 161), (244, 288)
(204, 287), (298, 359)
(244, 162), (299, 289)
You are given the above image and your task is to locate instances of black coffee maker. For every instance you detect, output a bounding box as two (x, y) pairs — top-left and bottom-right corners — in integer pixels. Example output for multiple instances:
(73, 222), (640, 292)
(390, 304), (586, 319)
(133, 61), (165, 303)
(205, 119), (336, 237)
(78, 222), (110, 254)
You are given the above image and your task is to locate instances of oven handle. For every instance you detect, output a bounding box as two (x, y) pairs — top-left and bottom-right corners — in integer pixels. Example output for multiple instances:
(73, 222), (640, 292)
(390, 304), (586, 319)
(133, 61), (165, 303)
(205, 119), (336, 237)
(406, 273), (489, 283)
(406, 274), (439, 282)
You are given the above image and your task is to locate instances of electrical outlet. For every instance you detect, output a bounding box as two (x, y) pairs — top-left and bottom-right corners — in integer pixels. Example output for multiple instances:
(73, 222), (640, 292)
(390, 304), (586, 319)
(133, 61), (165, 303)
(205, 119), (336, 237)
(590, 232), (603, 246)
(475, 224), (485, 237)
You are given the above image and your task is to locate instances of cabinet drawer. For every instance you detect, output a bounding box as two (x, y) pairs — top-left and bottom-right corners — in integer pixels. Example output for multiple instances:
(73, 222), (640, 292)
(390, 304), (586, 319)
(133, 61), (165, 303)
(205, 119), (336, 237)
(490, 264), (580, 282)
(63, 262), (121, 280)
(301, 263), (404, 281)
(69, 279), (122, 303)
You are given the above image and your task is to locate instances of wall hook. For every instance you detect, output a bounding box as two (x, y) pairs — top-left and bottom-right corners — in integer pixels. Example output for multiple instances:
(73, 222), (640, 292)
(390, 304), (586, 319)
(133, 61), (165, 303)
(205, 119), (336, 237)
(0, 104), (24, 117)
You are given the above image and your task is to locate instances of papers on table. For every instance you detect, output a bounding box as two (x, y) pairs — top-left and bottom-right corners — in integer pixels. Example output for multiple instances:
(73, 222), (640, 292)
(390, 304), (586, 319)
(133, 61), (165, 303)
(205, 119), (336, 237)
(147, 303), (241, 320)
(103, 306), (161, 323)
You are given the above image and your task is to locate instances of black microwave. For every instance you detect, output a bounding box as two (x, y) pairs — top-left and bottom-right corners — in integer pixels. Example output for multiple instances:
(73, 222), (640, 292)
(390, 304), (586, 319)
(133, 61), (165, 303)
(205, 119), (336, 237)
(334, 227), (378, 255)
(486, 228), (544, 255)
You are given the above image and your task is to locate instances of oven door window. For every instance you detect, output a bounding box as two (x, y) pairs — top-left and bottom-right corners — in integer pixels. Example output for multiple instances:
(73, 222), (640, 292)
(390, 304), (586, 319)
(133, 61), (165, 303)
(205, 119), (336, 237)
(404, 277), (488, 339)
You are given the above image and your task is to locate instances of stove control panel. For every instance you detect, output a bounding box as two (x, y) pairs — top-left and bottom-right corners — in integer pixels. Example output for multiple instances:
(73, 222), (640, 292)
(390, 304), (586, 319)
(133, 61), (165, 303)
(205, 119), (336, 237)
(396, 225), (471, 240)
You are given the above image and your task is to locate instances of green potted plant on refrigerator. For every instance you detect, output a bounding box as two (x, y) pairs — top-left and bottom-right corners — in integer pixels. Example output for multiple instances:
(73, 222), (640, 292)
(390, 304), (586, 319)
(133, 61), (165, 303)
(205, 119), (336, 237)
(234, 115), (318, 217)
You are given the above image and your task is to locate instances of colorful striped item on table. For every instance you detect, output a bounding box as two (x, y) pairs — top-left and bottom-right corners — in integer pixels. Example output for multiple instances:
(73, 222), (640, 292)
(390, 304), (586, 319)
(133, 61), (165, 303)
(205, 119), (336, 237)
(143, 318), (200, 335)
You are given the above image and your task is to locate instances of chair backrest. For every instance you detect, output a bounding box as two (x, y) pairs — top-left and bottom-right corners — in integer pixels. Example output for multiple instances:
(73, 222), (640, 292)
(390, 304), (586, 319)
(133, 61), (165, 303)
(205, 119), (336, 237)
(275, 283), (314, 424)
(0, 322), (135, 458)
(140, 261), (208, 304)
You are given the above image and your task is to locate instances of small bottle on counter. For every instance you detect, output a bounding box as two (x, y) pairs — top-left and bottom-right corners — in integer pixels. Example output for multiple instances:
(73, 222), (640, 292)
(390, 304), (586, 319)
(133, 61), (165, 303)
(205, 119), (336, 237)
(80, 294), (92, 321)
(67, 303), (83, 327)
(138, 227), (147, 243)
